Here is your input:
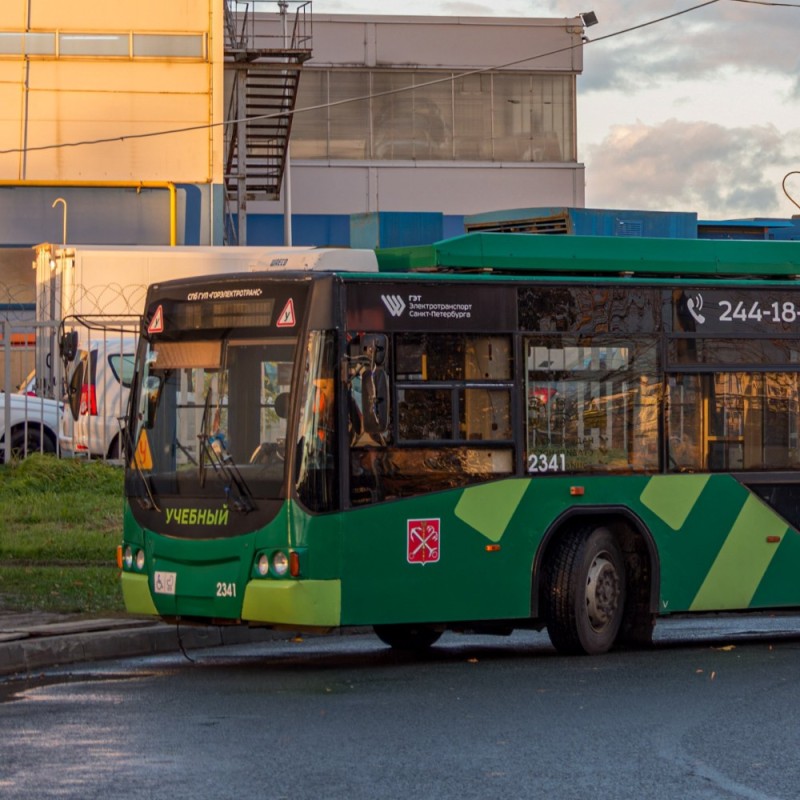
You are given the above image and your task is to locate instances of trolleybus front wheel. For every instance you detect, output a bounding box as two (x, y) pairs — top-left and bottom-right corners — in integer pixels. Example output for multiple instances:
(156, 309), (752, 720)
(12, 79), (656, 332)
(542, 525), (626, 656)
(373, 624), (443, 651)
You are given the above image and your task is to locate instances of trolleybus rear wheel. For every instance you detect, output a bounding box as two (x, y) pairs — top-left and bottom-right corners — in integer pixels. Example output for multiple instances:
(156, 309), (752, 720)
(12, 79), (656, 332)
(542, 525), (626, 655)
(373, 624), (442, 651)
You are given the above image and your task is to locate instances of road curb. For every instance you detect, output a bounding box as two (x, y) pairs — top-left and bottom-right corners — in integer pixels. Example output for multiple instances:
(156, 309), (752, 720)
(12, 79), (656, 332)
(0, 620), (287, 677)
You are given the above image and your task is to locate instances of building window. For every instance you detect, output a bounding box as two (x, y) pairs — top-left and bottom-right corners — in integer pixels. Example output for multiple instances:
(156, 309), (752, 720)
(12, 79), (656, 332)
(0, 30), (206, 60)
(294, 68), (576, 163)
(0, 32), (56, 55)
(0, 33), (23, 54)
(330, 71), (370, 159)
(372, 72), (453, 160)
(133, 34), (205, 59)
(59, 33), (129, 57)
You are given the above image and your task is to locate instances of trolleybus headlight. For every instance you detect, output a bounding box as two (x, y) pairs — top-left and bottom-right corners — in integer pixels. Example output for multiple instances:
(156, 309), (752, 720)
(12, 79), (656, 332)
(256, 554), (270, 577)
(123, 546), (133, 569)
(135, 549), (146, 571)
(272, 551), (289, 577)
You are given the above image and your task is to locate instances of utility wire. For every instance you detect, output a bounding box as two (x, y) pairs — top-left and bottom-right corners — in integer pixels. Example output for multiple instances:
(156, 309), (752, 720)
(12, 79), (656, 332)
(728, 0), (800, 6)
(0, 0), (779, 157)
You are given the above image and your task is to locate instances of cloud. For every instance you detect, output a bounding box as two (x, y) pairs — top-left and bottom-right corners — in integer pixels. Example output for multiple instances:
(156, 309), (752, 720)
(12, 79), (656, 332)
(540, 0), (800, 91)
(584, 119), (795, 217)
(312, 0), (527, 14)
(439, 2), (505, 13)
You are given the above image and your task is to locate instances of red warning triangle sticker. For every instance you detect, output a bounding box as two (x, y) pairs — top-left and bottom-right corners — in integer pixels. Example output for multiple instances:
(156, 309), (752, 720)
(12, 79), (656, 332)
(276, 298), (296, 328)
(147, 304), (164, 334)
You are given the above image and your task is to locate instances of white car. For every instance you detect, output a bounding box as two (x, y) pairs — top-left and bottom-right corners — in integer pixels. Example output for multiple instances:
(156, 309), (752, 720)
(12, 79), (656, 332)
(60, 337), (136, 459)
(0, 391), (62, 461)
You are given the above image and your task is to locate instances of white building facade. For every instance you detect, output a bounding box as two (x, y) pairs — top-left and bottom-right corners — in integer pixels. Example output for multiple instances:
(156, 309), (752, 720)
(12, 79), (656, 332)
(245, 13), (587, 246)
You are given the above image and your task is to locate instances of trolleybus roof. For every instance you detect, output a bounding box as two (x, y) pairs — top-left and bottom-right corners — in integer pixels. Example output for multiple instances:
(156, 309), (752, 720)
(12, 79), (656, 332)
(375, 233), (800, 279)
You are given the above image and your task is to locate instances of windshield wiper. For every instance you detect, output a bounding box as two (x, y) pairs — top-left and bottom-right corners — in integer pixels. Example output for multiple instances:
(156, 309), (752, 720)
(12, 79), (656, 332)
(197, 388), (255, 512)
(198, 388), (212, 487)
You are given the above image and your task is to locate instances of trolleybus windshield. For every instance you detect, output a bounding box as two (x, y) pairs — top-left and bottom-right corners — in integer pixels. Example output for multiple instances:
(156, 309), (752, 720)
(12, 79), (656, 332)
(125, 276), (313, 514)
(129, 325), (297, 509)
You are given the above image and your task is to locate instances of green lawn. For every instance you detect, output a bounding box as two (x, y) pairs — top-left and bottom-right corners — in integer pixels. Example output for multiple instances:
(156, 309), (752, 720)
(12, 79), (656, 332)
(0, 454), (125, 614)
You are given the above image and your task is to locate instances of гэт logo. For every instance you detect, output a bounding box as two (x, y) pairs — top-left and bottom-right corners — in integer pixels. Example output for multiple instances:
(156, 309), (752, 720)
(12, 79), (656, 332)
(381, 294), (406, 317)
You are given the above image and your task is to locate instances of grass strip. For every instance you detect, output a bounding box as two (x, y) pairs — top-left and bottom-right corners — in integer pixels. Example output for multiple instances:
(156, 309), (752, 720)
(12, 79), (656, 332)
(0, 454), (125, 614)
(0, 565), (125, 615)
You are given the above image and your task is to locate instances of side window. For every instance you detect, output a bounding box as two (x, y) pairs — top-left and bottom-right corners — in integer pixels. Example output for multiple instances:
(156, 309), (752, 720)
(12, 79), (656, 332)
(667, 372), (800, 472)
(525, 336), (660, 473)
(348, 332), (514, 506)
(395, 334), (513, 443)
(109, 353), (136, 387)
(665, 375), (703, 471)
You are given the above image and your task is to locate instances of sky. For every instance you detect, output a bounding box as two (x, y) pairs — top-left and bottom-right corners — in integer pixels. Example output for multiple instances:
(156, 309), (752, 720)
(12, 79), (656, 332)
(307, 0), (800, 221)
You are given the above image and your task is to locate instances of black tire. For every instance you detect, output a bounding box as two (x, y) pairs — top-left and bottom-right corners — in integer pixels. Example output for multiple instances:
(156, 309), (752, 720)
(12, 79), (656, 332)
(373, 624), (442, 651)
(541, 525), (626, 656)
(8, 425), (56, 460)
(107, 435), (121, 459)
(618, 609), (655, 649)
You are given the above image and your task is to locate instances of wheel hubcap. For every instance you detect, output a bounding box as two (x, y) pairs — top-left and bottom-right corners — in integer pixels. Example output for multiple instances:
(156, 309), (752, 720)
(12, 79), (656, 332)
(585, 553), (620, 631)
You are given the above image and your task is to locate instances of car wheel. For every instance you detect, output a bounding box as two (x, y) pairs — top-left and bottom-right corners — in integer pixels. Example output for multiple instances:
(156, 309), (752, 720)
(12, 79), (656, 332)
(8, 425), (56, 460)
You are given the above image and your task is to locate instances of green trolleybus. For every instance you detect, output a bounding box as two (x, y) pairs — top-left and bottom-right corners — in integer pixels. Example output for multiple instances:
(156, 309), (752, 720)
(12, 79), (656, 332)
(120, 233), (800, 655)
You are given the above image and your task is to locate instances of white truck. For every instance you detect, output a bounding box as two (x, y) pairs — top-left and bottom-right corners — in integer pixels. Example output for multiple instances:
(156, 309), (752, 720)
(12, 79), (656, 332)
(33, 243), (372, 458)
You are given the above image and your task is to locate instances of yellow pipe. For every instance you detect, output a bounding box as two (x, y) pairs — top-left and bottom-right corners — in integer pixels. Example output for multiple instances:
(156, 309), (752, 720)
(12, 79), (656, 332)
(0, 180), (178, 246)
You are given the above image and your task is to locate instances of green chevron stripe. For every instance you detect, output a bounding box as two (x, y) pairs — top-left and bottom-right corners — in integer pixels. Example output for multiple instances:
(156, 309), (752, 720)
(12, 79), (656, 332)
(639, 474), (710, 531)
(454, 479), (529, 542)
(690, 495), (788, 611)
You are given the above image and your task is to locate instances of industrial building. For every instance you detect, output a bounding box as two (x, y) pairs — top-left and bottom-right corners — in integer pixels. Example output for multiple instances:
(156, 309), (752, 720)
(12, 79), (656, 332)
(0, 2), (589, 249)
(0, 0), (225, 247)
(238, 11), (588, 247)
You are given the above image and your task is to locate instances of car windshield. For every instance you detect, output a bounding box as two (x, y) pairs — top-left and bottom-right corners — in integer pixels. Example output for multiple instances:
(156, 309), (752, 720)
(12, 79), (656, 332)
(129, 335), (296, 503)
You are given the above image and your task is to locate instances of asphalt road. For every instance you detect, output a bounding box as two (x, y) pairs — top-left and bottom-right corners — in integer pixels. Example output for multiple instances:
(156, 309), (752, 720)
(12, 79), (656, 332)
(2, 615), (800, 800)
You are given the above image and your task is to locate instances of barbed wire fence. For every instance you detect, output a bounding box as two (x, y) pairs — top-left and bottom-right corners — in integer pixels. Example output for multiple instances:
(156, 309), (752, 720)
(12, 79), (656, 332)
(58, 284), (149, 318)
(0, 283), (36, 321)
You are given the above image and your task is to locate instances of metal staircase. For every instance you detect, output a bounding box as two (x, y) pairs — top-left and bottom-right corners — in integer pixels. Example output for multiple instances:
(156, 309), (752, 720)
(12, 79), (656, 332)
(224, 1), (312, 244)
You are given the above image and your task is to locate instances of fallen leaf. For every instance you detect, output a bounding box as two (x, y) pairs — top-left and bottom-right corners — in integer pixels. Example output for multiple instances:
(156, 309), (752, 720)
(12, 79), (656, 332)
(715, 645), (735, 652)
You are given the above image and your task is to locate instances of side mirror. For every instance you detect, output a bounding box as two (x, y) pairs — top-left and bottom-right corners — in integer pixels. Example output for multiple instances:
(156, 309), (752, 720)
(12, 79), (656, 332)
(117, 417), (130, 460)
(59, 331), (79, 363)
(67, 358), (86, 421)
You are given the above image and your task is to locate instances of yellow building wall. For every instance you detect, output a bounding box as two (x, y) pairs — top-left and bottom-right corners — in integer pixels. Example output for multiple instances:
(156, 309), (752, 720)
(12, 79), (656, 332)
(0, 1), (211, 35)
(0, 0), (223, 184)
